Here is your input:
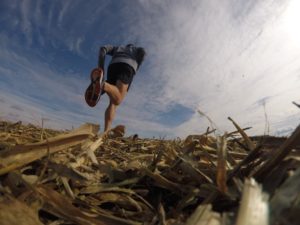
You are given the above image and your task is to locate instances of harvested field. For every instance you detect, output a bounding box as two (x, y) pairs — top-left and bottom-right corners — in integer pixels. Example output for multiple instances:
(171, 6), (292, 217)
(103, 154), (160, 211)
(0, 119), (300, 225)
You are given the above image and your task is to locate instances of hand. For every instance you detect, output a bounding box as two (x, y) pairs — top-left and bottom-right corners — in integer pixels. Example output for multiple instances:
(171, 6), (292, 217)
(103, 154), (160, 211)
(97, 67), (104, 76)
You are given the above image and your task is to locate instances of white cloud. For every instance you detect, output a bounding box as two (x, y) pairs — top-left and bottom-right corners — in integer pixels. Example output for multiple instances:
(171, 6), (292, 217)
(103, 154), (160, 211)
(1, 0), (299, 138)
(119, 0), (300, 137)
(20, 0), (33, 44)
(0, 43), (104, 130)
(58, 0), (72, 26)
(67, 36), (85, 55)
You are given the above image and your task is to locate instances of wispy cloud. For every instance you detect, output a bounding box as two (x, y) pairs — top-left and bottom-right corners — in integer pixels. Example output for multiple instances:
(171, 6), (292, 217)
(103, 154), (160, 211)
(0, 41), (103, 129)
(119, 0), (300, 136)
(20, 0), (33, 44)
(0, 0), (299, 137)
(57, 0), (72, 26)
(67, 36), (85, 55)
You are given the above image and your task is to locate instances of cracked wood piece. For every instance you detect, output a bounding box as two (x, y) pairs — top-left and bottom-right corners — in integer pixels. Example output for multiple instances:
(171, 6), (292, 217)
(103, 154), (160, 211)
(0, 123), (99, 175)
(216, 135), (227, 194)
(47, 161), (88, 182)
(179, 157), (213, 184)
(143, 168), (184, 194)
(235, 178), (268, 225)
(202, 144), (261, 204)
(228, 117), (255, 151)
(254, 124), (300, 181)
(35, 185), (138, 225)
(60, 177), (75, 199)
(158, 201), (167, 225)
(82, 135), (104, 165)
(0, 195), (43, 225)
(228, 146), (262, 180)
(292, 101), (300, 108)
(200, 146), (247, 160)
(185, 204), (221, 225)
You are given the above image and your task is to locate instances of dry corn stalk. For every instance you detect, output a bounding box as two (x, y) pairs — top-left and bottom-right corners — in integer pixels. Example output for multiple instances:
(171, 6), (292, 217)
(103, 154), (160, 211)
(216, 134), (228, 194)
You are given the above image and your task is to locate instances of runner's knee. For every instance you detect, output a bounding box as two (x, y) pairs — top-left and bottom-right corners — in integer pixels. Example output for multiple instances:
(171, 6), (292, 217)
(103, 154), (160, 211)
(113, 98), (123, 106)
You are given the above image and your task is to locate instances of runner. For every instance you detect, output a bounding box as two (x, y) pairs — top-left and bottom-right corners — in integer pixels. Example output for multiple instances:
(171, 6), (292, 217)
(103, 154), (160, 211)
(85, 44), (146, 131)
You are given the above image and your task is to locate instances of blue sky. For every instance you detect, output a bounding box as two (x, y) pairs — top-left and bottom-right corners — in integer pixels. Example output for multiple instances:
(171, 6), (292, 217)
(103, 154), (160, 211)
(0, 0), (300, 138)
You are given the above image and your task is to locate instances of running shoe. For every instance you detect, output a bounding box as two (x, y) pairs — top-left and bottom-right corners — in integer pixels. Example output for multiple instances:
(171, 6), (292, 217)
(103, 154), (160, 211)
(85, 68), (104, 107)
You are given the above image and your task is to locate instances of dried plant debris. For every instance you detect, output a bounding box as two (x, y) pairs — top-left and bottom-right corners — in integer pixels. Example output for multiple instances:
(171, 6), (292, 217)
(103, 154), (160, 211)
(0, 120), (300, 225)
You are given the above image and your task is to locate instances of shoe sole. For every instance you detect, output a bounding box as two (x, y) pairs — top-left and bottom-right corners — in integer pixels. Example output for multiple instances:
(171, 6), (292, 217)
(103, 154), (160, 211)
(85, 68), (103, 107)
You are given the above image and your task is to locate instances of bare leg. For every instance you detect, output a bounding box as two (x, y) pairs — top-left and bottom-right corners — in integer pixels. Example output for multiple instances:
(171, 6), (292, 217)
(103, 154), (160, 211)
(104, 102), (117, 131)
(103, 80), (128, 132)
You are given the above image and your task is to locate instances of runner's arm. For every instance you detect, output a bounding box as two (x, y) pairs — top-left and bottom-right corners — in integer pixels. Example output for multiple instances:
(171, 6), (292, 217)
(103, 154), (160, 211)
(98, 45), (115, 70)
(136, 47), (146, 69)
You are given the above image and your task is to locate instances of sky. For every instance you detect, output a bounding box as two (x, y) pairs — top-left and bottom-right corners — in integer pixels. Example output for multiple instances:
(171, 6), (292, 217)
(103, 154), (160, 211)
(0, 0), (300, 138)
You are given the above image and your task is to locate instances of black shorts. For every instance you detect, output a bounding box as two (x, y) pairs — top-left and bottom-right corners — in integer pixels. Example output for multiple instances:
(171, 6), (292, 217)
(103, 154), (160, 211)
(106, 63), (135, 91)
